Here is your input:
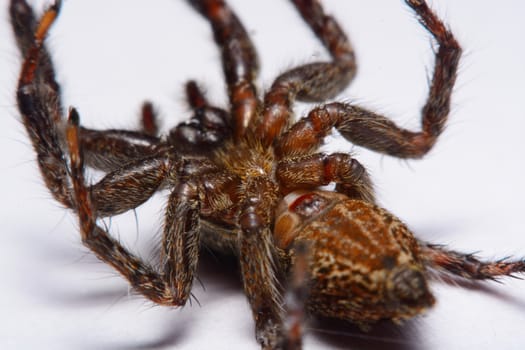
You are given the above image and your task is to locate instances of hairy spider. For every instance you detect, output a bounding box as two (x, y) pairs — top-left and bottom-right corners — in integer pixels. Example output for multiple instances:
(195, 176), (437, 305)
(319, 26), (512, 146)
(9, 0), (525, 349)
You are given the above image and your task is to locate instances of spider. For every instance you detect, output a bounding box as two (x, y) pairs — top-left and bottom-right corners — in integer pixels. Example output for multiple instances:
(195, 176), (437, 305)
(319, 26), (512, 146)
(10, 0), (525, 349)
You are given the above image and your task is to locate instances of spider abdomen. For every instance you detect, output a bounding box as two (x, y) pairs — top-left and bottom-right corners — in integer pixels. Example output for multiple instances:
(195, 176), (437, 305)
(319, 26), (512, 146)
(275, 190), (435, 324)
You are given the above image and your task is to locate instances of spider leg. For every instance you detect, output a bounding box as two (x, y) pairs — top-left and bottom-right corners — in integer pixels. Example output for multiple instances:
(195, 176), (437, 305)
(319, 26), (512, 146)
(277, 0), (461, 159)
(238, 178), (284, 349)
(168, 80), (231, 154)
(162, 170), (202, 304)
(79, 99), (164, 172)
(80, 82), (224, 170)
(185, 80), (223, 113)
(15, 1), (170, 217)
(79, 127), (163, 172)
(281, 242), (311, 350)
(73, 106), (227, 306)
(140, 101), (160, 136)
(65, 111), (194, 306)
(88, 152), (170, 217)
(420, 244), (525, 282)
(10, 0), (62, 113)
(257, 0), (356, 145)
(14, 0), (72, 207)
(188, 0), (259, 140)
(13, 0), (165, 173)
(276, 152), (374, 202)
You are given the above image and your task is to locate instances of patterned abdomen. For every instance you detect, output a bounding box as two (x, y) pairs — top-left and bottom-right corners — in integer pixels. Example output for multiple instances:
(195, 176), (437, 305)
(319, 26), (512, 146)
(275, 191), (435, 325)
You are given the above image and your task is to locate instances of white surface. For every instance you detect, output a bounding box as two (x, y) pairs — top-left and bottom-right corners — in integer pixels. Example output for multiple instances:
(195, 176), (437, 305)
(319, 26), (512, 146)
(1, 1), (525, 349)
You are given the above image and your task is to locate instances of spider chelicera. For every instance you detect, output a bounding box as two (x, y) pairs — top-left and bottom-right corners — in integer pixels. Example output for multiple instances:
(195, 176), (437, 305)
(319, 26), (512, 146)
(9, 0), (525, 349)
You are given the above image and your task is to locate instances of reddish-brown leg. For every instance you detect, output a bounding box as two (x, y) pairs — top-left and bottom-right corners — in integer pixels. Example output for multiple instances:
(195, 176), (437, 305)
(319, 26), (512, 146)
(15, 0), (226, 309)
(89, 153), (170, 217)
(10, 0), (62, 114)
(276, 152), (375, 202)
(258, 0), (356, 145)
(14, 0), (72, 207)
(14, 1), (172, 217)
(73, 111), (234, 308)
(81, 81), (231, 171)
(277, 0), (461, 159)
(140, 101), (160, 136)
(79, 127), (163, 172)
(13, 0), (167, 182)
(162, 166), (203, 304)
(168, 80), (231, 153)
(78, 100), (162, 172)
(188, 0), (259, 140)
(421, 244), (525, 281)
(160, 156), (229, 307)
(82, 82), (224, 170)
(67, 109), (199, 306)
(281, 242), (311, 350)
(238, 177), (284, 349)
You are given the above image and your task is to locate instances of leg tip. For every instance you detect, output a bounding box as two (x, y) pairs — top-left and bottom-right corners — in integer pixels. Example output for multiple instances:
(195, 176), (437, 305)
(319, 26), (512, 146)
(68, 107), (80, 126)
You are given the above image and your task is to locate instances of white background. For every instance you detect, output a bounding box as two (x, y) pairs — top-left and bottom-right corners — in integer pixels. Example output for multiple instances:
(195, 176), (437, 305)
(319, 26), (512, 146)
(1, 1), (525, 349)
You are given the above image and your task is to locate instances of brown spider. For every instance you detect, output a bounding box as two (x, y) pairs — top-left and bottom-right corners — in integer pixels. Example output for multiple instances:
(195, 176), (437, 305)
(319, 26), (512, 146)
(9, 0), (525, 349)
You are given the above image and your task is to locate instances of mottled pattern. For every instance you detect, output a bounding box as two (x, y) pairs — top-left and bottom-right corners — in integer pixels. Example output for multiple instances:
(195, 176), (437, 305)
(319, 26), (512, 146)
(11, 0), (525, 349)
(293, 195), (434, 324)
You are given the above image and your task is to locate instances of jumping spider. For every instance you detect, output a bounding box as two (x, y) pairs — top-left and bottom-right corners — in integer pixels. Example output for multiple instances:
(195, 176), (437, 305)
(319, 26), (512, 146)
(10, 0), (525, 349)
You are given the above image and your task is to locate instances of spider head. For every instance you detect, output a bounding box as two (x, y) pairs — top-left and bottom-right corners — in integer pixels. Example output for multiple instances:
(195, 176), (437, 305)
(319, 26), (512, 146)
(274, 190), (435, 323)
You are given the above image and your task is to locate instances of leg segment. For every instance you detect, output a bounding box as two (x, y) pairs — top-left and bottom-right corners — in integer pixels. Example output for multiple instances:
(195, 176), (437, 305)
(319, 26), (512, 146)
(238, 178), (283, 349)
(79, 127), (162, 172)
(281, 242), (311, 350)
(188, 0), (259, 140)
(14, 0), (169, 213)
(276, 152), (375, 202)
(71, 109), (226, 307)
(276, 100), (449, 159)
(15, 0), (71, 207)
(421, 244), (525, 281)
(140, 101), (160, 137)
(66, 110), (184, 305)
(67, 112), (208, 307)
(89, 152), (170, 217)
(276, 0), (461, 159)
(69, 110), (172, 219)
(162, 176), (201, 304)
(83, 100), (162, 171)
(10, 0), (62, 112)
(257, 0), (356, 145)
(168, 81), (231, 154)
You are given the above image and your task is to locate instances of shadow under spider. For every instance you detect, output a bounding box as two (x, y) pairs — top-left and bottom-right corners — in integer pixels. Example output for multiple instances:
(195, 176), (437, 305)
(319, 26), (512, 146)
(309, 317), (423, 350)
(17, 224), (525, 349)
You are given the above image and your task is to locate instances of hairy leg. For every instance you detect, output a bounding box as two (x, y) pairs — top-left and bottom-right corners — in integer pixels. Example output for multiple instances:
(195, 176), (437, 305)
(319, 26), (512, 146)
(14, 1), (169, 216)
(81, 79), (232, 170)
(14, 0), (71, 207)
(257, 0), (356, 145)
(421, 244), (525, 281)
(188, 0), (259, 140)
(79, 127), (162, 172)
(66, 109), (198, 306)
(276, 152), (374, 202)
(238, 177), (284, 349)
(140, 101), (160, 136)
(162, 171), (202, 304)
(276, 0), (461, 159)
(10, 0), (62, 113)
(281, 242), (311, 350)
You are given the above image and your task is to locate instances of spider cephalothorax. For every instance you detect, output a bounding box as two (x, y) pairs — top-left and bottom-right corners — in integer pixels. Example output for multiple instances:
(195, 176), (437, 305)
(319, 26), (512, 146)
(11, 0), (525, 349)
